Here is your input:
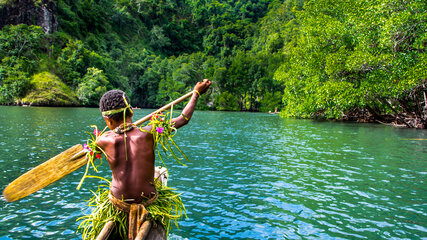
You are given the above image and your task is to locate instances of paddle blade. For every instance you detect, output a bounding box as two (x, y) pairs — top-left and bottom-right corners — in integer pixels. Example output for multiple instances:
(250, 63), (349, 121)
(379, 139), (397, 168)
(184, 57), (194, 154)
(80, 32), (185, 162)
(3, 144), (87, 202)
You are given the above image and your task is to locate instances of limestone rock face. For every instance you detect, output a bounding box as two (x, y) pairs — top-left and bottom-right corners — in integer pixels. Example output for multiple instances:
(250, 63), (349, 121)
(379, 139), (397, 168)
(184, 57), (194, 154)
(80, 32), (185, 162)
(0, 0), (57, 33)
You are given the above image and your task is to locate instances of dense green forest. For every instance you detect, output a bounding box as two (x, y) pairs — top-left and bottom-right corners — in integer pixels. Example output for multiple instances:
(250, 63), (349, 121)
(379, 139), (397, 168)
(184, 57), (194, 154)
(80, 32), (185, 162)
(0, 0), (426, 127)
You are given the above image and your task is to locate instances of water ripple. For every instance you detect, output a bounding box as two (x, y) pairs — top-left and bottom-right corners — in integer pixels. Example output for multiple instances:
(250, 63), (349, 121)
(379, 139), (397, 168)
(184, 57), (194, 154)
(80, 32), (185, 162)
(0, 109), (426, 239)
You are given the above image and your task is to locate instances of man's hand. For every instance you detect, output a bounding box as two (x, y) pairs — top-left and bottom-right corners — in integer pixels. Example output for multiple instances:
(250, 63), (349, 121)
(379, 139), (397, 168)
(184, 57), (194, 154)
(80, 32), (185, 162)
(194, 79), (211, 95)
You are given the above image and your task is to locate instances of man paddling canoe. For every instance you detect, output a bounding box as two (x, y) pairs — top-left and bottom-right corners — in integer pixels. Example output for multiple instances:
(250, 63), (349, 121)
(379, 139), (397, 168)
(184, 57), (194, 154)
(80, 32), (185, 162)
(79, 79), (211, 239)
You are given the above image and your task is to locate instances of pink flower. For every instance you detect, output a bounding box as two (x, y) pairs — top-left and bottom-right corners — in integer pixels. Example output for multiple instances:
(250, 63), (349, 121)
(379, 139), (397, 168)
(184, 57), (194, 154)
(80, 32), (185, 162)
(83, 143), (90, 152)
(156, 127), (164, 134)
(93, 129), (100, 137)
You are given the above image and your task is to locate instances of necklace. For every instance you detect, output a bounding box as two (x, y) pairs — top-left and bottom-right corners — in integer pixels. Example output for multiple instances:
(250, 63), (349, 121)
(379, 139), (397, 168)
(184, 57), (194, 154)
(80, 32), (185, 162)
(114, 123), (136, 134)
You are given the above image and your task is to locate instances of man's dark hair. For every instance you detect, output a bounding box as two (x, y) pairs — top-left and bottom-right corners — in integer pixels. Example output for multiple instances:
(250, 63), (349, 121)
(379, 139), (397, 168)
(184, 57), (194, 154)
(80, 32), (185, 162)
(99, 90), (132, 121)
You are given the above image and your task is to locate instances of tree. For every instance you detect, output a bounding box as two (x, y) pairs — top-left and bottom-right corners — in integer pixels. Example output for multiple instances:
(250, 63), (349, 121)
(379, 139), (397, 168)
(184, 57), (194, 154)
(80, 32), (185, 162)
(0, 24), (44, 60)
(273, 0), (426, 127)
(57, 39), (106, 88)
(77, 67), (109, 106)
(0, 24), (45, 103)
(134, 56), (168, 107)
(149, 25), (171, 51)
(156, 75), (186, 106)
(0, 60), (30, 104)
(214, 91), (239, 111)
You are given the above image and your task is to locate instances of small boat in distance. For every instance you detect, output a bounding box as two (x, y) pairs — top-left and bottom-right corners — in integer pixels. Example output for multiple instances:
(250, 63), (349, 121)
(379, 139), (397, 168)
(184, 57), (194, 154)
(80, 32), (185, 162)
(269, 107), (279, 115)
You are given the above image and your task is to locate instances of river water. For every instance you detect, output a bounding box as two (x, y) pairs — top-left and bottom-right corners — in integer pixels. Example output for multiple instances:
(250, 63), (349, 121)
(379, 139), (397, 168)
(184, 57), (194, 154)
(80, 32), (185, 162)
(0, 106), (426, 239)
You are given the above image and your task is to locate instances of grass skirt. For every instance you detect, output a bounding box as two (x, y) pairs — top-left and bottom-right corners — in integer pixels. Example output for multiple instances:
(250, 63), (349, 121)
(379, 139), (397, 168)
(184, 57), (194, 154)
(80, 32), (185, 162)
(77, 180), (186, 240)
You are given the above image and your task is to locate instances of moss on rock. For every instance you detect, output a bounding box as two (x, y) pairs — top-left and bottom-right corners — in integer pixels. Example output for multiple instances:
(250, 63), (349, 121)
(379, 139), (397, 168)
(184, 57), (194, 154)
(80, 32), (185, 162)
(22, 72), (79, 106)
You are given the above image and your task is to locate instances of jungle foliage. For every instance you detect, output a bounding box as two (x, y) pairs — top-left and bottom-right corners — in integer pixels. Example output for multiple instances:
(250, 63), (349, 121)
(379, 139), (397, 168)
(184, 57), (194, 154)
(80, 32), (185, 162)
(0, 0), (425, 127)
(274, 0), (426, 127)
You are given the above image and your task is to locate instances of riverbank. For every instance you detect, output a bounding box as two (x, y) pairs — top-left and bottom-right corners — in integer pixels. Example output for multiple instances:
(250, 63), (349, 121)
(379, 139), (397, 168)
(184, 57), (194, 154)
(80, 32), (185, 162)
(2, 103), (425, 129)
(340, 108), (426, 129)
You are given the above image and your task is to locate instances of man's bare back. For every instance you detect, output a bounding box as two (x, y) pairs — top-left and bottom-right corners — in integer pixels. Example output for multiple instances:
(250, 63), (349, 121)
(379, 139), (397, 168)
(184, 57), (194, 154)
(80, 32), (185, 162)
(97, 125), (156, 203)
(97, 79), (211, 204)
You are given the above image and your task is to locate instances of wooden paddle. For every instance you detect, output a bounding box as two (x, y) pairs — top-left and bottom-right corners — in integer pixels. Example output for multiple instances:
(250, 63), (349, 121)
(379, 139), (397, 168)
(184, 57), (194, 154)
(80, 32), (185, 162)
(3, 91), (197, 202)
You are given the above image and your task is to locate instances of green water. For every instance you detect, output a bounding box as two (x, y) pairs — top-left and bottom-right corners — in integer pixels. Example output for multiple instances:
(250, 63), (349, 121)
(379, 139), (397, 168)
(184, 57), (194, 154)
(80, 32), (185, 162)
(0, 106), (426, 239)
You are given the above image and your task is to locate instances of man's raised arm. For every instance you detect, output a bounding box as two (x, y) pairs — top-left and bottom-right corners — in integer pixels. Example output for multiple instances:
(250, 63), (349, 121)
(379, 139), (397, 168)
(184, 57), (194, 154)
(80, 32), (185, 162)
(173, 79), (211, 129)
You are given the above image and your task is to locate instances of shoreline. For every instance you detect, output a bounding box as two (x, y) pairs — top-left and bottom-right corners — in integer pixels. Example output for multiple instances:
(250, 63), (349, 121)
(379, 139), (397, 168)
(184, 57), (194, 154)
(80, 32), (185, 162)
(2, 104), (425, 129)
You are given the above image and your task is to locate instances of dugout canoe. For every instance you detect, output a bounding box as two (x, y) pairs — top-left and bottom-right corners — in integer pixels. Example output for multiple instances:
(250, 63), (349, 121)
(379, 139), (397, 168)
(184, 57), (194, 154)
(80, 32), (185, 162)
(97, 220), (166, 240)
(97, 167), (168, 240)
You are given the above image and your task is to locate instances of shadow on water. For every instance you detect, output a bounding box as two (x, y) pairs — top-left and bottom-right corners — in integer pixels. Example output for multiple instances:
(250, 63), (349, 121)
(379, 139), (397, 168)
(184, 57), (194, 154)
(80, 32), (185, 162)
(0, 107), (426, 239)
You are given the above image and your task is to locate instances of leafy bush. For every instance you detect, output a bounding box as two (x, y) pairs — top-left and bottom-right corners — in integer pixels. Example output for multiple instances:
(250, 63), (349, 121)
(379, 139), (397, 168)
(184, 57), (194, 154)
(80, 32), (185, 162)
(22, 72), (79, 106)
(77, 68), (109, 106)
(214, 91), (239, 111)
(259, 91), (282, 113)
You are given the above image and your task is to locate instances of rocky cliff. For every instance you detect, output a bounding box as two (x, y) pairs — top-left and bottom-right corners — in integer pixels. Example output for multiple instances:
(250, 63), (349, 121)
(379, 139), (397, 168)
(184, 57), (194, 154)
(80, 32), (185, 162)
(0, 0), (57, 33)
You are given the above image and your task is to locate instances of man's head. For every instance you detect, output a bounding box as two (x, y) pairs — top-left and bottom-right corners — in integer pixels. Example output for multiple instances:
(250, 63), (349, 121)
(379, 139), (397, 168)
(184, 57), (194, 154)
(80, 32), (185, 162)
(99, 90), (133, 122)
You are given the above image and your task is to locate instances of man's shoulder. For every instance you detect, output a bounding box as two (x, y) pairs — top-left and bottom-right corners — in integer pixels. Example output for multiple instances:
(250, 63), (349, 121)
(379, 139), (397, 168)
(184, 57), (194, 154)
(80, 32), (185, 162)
(100, 130), (115, 138)
(131, 127), (152, 138)
(98, 128), (152, 141)
(127, 128), (153, 145)
(97, 130), (116, 145)
(133, 126), (153, 135)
